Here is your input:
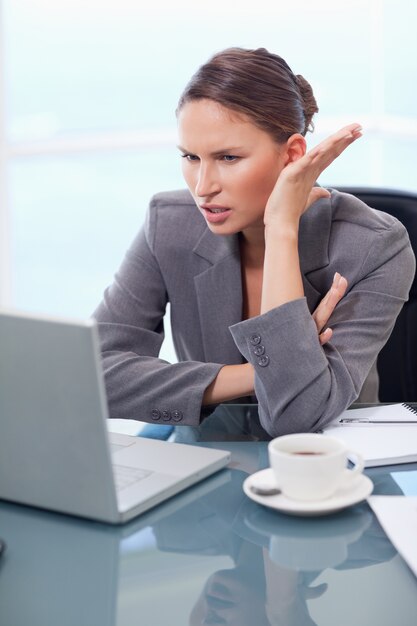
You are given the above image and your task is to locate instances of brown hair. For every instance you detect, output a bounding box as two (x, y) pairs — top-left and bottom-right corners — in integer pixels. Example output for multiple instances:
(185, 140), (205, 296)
(177, 47), (318, 143)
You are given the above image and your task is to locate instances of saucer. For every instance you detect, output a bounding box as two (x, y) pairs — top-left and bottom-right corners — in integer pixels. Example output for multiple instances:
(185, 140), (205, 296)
(243, 505), (373, 570)
(243, 468), (373, 516)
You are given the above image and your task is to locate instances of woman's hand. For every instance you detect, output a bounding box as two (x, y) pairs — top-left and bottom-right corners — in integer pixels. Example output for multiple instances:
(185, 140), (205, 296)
(264, 124), (362, 227)
(313, 272), (348, 345)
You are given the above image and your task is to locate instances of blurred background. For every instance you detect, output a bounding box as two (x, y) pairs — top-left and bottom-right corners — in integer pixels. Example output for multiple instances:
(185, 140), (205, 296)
(1, 0), (416, 362)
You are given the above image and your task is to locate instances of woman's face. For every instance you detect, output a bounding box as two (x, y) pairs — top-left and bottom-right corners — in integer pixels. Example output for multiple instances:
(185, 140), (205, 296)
(177, 98), (287, 237)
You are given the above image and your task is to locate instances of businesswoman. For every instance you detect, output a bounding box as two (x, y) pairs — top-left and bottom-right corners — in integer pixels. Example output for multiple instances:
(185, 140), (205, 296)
(94, 47), (415, 437)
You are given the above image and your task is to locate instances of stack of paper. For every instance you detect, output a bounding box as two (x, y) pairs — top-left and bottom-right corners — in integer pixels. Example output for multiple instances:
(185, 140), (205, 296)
(323, 404), (417, 467)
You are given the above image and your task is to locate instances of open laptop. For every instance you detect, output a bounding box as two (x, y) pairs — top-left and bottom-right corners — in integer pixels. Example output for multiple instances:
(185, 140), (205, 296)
(0, 309), (230, 524)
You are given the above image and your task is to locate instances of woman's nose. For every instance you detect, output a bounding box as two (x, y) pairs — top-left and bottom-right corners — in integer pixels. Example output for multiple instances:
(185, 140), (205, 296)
(195, 164), (221, 197)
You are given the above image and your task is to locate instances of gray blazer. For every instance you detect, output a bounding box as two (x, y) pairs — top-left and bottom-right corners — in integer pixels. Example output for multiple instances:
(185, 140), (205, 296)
(93, 188), (415, 436)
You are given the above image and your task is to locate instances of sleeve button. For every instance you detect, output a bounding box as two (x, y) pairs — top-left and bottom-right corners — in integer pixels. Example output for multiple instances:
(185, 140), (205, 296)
(172, 410), (183, 422)
(258, 355), (270, 367)
(249, 333), (262, 346)
(151, 409), (161, 420)
(253, 344), (265, 356)
(161, 410), (171, 421)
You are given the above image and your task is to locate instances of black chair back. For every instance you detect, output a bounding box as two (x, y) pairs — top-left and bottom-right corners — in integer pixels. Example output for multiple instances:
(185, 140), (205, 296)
(336, 187), (417, 402)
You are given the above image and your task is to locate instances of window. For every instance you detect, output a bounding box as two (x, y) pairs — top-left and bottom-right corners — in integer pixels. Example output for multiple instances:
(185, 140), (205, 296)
(1, 0), (416, 340)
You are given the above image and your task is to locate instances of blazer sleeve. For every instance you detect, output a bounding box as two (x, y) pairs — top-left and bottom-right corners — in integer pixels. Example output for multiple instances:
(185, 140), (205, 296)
(93, 204), (223, 426)
(229, 217), (416, 437)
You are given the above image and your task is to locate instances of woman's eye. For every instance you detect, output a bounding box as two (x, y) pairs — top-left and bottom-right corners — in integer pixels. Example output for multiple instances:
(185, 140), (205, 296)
(222, 155), (238, 162)
(181, 154), (199, 161)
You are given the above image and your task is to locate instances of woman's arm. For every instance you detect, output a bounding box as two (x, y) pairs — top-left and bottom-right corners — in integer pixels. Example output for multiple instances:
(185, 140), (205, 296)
(203, 272), (347, 404)
(93, 222), (225, 425)
(203, 362), (254, 404)
(261, 125), (362, 314)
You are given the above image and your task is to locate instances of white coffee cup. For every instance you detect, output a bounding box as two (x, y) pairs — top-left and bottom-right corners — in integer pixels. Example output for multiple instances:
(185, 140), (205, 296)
(268, 433), (364, 501)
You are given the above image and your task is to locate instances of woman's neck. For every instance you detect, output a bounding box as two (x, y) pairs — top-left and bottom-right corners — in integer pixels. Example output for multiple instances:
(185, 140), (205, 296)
(239, 225), (265, 268)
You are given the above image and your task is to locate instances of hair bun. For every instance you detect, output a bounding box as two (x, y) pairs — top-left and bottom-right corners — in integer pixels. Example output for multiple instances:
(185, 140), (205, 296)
(295, 74), (319, 134)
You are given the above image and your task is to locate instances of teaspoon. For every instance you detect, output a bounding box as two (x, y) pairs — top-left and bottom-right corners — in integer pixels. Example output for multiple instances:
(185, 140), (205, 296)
(250, 485), (281, 496)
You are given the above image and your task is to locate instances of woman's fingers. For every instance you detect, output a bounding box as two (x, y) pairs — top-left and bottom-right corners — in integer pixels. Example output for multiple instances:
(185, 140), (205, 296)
(319, 327), (333, 346)
(312, 272), (348, 340)
(305, 187), (331, 210)
(287, 124), (363, 183)
(307, 124), (362, 174)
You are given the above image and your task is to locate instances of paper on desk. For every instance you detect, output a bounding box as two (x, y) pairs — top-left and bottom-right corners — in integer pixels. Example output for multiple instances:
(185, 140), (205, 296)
(368, 496), (417, 578)
(323, 423), (417, 466)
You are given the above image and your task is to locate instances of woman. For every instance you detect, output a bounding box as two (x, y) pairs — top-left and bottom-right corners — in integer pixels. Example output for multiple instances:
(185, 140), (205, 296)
(94, 47), (415, 437)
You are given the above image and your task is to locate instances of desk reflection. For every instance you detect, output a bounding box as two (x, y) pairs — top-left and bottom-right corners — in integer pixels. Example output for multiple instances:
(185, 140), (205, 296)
(173, 403), (270, 442)
(0, 449), (409, 626)
(0, 501), (119, 625)
(150, 469), (395, 626)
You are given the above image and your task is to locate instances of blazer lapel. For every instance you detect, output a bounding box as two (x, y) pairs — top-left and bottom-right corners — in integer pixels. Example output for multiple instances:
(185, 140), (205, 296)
(193, 229), (244, 364)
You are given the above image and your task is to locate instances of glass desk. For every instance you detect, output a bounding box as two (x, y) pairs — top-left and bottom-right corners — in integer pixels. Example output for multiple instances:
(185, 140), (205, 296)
(1, 408), (417, 625)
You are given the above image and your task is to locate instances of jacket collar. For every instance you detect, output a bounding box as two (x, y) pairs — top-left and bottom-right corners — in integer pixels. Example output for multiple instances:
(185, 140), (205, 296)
(192, 226), (238, 265)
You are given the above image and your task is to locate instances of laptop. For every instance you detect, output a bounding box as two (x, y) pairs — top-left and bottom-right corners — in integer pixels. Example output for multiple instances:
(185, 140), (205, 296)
(0, 309), (230, 523)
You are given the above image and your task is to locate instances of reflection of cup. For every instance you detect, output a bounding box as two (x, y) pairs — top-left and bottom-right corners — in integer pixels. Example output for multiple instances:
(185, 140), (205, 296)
(268, 434), (363, 501)
(245, 506), (373, 571)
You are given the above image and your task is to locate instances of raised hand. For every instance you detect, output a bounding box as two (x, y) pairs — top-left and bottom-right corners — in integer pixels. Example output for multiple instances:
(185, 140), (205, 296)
(264, 124), (362, 226)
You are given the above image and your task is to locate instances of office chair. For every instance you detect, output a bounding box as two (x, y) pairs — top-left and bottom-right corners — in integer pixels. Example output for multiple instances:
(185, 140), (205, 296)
(336, 187), (417, 402)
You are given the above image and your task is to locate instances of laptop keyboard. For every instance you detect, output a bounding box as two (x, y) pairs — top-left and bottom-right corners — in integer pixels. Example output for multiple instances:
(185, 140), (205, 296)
(113, 464), (153, 491)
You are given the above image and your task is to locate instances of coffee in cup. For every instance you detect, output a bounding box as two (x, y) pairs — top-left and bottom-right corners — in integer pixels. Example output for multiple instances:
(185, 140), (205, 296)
(268, 433), (364, 502)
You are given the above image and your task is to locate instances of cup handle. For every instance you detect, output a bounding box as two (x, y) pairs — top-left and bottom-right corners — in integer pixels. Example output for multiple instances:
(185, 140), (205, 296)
(343, 451), (364, 486)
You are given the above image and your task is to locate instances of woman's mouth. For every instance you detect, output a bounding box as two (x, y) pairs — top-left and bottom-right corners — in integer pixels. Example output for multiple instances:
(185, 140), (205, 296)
(200, 204), (232, 224)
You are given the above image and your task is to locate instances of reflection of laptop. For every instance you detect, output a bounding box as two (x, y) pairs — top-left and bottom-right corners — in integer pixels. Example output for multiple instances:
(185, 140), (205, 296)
(0, 470), (231, 625)
(0, 310), (230, 524)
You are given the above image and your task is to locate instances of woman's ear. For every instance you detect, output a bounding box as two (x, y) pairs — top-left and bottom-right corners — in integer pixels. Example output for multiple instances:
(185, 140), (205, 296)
(284, 134), (307, 165)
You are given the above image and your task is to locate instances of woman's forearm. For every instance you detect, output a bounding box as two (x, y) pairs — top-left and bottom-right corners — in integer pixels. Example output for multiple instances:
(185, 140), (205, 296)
(261, 219), (304, 314)
(203, 362), (254, 405)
